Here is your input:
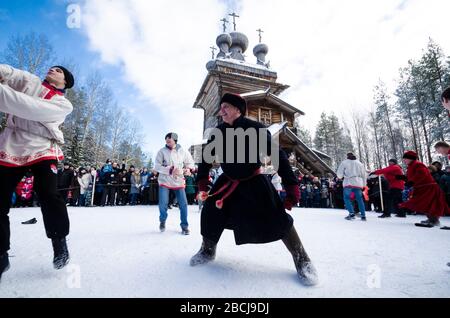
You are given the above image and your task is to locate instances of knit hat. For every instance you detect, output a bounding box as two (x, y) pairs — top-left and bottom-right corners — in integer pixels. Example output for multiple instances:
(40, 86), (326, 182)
(347, 152), (356, 160)
(220, 93), (247, 115)
(52, 65), (74, 89)
(402, 151), (418, 160)
(388, 158), (398, 165)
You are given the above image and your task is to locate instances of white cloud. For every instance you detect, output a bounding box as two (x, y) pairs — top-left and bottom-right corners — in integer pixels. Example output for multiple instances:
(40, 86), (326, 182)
(82, 0), (227, 151)
(81, 0), (450, 146)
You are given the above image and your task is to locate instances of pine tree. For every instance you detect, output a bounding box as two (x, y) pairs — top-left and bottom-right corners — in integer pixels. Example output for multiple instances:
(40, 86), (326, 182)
(295, 124), (313, 148)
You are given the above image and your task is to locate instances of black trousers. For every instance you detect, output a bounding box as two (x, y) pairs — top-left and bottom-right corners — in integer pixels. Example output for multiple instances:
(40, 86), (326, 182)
(0, 160), (70, 254)
(388, 188), (403, 216)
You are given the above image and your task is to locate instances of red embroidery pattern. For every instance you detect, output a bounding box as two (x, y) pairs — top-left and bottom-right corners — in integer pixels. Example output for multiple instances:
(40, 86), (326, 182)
(0, 148), (64, 166)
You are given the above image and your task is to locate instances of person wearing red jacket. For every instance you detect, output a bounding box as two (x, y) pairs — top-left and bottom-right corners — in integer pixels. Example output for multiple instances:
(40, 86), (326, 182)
(398, 151), (449, 227)
(191, 93), (317, 286)
(371, 159), (405, 218)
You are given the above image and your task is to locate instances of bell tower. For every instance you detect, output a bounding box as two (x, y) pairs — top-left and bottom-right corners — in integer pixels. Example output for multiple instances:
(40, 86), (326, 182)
(192, 14), (335, 177)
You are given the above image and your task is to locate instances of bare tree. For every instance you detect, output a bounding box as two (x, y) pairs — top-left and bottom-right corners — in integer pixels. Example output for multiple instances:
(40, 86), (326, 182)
(1, 32), (54, 77)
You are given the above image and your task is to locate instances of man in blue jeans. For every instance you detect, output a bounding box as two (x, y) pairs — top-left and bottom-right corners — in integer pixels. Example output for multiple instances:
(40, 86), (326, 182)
(155, 133), (195, 235)
(336, 153), (368, 221)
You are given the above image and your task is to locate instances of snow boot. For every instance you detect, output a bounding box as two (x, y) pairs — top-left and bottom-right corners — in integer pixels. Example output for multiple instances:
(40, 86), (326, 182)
(0, 253), (10, 282)
(190, 237), (217, 266)
(52, 237), (70, 270)
(361, 216), (367, 221)
(21, 218), (37, 225)
(415, 216), (440, 228)
(282, 226), (318, 286)
(378, 214), (390, 218)
(345, 214), (355, 220)
(181, 227), (190, 235)
(159, 222), (166, 232)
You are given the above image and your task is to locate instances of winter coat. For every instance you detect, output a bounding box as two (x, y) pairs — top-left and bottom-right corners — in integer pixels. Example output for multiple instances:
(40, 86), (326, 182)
(103, 166), (120, 185)
(197, 116), (296, 245)
(58, 168), (74, 189)
(439, 172), (450, 194)
(185, 175), (196, 195)
(374, 164), (405, 190)
(400, 160), (449, 217)
(77, 173), (91, 195)
(0, 65), (73, 167)
(140, 172), (150, 188)
(155, 144), (195, 190)
(336, 158), (367, 189)
(16, 177), (34, 200)
(130, 173), (141, 194)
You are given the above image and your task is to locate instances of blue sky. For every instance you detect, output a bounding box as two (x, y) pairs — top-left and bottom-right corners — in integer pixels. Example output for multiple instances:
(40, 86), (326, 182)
(1, 0), (450, 159)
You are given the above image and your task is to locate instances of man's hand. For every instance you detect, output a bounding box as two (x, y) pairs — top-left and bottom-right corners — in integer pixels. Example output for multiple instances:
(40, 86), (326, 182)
(284, 184), (300, 211)
(197, 191), (209, 202)
(172, 167), (183, 176)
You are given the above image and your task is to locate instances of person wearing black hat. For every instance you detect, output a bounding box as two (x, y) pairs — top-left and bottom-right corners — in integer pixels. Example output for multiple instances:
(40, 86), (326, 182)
(0, 64), (75, 281)
(398, 151), (449, 227)
(370, 158), (405, 218)
(191, 93), (318, 286)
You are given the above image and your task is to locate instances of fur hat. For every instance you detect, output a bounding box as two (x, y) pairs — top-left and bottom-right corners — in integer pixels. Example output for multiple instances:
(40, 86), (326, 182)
(220, 93), (247, 115)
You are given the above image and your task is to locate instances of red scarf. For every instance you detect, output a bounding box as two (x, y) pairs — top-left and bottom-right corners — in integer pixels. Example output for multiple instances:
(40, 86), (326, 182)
(40, 81), (64, 100)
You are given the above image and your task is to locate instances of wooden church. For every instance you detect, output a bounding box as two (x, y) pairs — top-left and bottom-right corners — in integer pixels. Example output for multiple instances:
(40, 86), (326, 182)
(192, 15), (335, 177)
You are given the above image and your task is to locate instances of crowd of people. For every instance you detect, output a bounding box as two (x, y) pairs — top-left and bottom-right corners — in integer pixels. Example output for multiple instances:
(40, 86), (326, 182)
(10, 152), (450, 221)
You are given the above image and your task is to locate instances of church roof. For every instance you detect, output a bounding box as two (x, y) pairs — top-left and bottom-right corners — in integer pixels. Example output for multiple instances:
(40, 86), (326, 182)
(268, 122), (335, 176)
(241, 90), (305, 116)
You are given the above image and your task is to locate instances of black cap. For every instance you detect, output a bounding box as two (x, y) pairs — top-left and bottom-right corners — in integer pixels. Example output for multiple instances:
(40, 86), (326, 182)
(52, 65), (74, 89)
(388, 159), (398, 165)
(220, 93), (247, 115)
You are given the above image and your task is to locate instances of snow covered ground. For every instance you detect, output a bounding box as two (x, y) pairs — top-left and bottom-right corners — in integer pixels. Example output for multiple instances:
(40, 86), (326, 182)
(0, 206), (449, 298)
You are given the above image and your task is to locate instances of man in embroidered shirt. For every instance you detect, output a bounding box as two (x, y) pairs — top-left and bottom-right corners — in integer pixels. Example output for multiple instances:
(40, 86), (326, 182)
(0, 65), (74, 282)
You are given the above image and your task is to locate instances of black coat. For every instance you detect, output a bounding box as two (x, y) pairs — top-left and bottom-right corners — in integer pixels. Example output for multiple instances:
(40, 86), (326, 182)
(57, 168), (73, 189)
(197, 116), (296, 245)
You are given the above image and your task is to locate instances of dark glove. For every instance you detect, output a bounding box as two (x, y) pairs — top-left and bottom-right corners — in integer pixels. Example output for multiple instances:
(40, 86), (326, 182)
(395, 175), (407, 181)
(197, 178), (210, 202)
(405, 181), (414, 187)
(197, 178), (209, 193)
(284, 184), (300, 211)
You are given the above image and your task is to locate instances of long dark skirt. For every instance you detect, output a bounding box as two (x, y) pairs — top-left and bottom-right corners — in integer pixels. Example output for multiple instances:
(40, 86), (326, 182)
(201, 174), (293, 245)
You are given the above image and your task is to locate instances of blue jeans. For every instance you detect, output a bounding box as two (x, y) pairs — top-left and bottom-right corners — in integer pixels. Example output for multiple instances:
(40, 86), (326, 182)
(78, 193), (86, 207)
(159, 187), (188, 228)
(343, 187), (366, 217)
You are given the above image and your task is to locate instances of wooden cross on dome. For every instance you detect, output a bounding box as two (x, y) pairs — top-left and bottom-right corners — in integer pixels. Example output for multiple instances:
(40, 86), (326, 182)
(229, 12), (240, 31)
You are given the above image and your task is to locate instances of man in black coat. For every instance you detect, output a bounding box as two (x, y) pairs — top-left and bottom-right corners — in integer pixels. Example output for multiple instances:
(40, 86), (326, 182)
(190, 93), (318, 286)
